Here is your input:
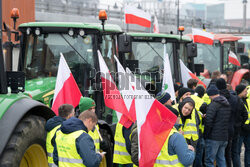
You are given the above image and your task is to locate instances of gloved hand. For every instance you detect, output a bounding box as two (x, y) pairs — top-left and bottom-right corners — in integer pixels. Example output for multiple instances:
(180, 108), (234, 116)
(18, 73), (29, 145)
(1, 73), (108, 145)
(100, 140), (109, 151)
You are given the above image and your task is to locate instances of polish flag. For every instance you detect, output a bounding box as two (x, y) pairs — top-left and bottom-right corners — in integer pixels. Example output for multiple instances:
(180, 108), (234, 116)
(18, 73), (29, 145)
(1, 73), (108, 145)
(229, 50), (241, 66)
(130, 70), (177, 166)
(162, 47), (175, 101)
(51, 53), (82, 115)
(192, 28), (214, 45)
(179, 59), (206, 88)
(98, 51), (131, 122)
(125, 5), (151, 28)
(153, 15), (159, 33)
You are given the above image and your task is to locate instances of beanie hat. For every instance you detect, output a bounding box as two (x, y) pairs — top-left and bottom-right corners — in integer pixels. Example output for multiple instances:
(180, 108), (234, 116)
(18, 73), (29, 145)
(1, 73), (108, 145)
(216, 78), (227, 90)
(156, 91), (171, 104)
(79, 97), (96, 112)
(178, 88), (192, 99)
(235, 84), (247, 95)
(195, 85), (205, 98)
(207, 85), (219, 96)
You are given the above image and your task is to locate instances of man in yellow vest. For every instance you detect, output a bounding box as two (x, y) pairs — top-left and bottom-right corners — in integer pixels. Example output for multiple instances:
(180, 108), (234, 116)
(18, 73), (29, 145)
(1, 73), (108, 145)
(45, 104), (75, 167)
(53, 110), (104, 166)
(79, 97), (101, 152)
(236, 84), (249, 167)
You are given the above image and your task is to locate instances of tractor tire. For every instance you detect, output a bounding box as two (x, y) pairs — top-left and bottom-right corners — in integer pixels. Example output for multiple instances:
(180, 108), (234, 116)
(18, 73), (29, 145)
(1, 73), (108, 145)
(100, 128), (113, 167)
(0, 115), (48, 167)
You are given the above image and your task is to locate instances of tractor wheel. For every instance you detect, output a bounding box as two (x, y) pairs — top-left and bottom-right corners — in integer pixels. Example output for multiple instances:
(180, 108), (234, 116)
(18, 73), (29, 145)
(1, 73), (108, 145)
(100, 128), (113, 167)
(0, 115), (48, 167)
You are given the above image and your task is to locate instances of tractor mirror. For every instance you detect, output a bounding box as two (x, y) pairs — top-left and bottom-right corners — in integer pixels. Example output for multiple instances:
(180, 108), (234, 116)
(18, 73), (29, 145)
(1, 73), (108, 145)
(187, 43), (197, 58)
(118, 34), (132, 53)
(194, 64), (204, 76)
(237, 42), (245, 53)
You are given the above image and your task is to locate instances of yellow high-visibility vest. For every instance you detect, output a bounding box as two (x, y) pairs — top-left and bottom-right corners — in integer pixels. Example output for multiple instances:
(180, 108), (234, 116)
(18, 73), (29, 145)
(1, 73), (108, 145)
(179, 110), (199, 141)
(244, 99), (250, 124)
(46, 124), (61, 167)
(88, 124), (100, 152)
(154, 128), (184, 167)
(113, 123), (132, 164)
(55, 130), (86, 167)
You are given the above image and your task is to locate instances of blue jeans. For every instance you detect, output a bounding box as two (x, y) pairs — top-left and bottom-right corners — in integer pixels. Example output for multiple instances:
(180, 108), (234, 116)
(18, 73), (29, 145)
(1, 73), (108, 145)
(193, 138), (205, 167)
(238, 134), (250, 167)
(205, 139), (228, 167)
(231, 134), (240, 167)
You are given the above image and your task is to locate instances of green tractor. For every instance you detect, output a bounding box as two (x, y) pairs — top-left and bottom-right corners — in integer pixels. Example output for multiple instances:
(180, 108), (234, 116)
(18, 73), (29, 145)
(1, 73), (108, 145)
(0, 16), (124, 167)
(117, 32), (199, 95)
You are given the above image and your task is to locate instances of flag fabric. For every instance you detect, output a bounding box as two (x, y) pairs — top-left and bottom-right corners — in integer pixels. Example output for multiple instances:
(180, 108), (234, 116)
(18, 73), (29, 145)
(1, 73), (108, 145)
(51, 53), (82, 115)
(153, 15), (159, 33)
(125, 5), (151, 28)
(179, 59), (206, 88)
(98, 51), (131, 122)
(128, 69), (177, 167)
(229, 50), (241, 66)
(162, 46), (175, 101)
(114, 55), (135, 127)
(192, 28), (214, 45)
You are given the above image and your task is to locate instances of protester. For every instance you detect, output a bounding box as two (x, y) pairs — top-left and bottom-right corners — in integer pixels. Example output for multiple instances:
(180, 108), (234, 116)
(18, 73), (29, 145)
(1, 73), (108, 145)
(53, 110), (104, 166)
(45, 104), (75, 166)
(187, 78), (199, 91)
(156, 91), (179, 117)
(178, 97), (200, 149)
(216, 78), (242, 167)
(236, 84), (250, 167)
(204, 85), (231, 167)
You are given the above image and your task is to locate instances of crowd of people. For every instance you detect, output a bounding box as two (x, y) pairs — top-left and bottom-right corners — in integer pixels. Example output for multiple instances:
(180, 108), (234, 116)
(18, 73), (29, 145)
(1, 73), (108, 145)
(45, 71), (250, 167)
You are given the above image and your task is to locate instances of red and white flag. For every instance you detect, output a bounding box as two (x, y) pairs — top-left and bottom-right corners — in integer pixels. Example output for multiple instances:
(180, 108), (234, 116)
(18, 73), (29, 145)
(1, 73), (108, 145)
(98, 51), (131, 122)
(130, 70), (177, 166)
(229, 50), (241, 66)
(52, 53), (82, 115)
(192, 28), (214, 45)
(125, 5), (151, 28)
(179, 59), (206, 88)
(153, 15), (159, 33)
(114, 55), (136, 127)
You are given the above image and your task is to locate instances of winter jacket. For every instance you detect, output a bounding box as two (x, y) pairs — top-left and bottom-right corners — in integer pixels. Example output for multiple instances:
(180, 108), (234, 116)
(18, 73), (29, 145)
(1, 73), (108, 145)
(45, 116), (65, 132)
(130, 123), (139, 166)
(130, 123), (195, 166)
(52, 117), (102, 167)
(220, 89), (244, 138)
(234, 98), (248, 136)
(122, 123), (134, 155)
(204, 96), (231, 141)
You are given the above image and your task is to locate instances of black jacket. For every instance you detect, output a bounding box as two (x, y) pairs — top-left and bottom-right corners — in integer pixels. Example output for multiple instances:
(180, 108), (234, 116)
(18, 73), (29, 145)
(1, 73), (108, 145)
(204, 95), (231, 141)
(219, 89), (239, 138)
(45, 116), (65, 132)
(234, 98), (248, 136)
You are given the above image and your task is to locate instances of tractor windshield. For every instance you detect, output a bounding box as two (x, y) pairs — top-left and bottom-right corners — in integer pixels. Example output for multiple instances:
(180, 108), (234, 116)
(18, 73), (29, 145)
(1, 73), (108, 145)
(24, 33), (94, 94)
(124, 41), (174, 93)
(194, 43), (220, 74)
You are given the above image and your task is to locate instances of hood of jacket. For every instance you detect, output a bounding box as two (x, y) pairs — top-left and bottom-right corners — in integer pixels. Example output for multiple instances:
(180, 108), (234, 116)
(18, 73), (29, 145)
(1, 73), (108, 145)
(219, 89), (231, 99)
(212, 95), (230, 106)
(45, 116), (66, 132)
(60, 117), (88, 134)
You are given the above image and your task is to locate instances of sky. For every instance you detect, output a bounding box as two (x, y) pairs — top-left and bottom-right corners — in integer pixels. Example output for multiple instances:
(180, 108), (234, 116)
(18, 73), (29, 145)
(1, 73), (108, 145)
(100, 0), (247, 19)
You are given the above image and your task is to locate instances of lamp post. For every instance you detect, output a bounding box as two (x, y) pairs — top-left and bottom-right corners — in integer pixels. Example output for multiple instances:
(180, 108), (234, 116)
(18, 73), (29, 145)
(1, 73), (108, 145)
(177, 0), (180, 34)
(243, 0), (248, 32)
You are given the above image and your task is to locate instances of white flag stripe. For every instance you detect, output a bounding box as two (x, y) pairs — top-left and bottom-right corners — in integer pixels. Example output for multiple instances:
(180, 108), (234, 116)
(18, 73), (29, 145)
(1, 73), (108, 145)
(52, 53), (71, 106)
(179, 59), (192, 88)
(162, 47), (176, 100)
(229, 51), (238, 59)
(125, 5), (151, 21)
(192, 28), (214, 39)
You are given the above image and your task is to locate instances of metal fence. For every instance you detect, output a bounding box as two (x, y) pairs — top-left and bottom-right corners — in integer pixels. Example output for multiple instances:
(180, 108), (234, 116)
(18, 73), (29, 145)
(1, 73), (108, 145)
(35, 0), (246, 33)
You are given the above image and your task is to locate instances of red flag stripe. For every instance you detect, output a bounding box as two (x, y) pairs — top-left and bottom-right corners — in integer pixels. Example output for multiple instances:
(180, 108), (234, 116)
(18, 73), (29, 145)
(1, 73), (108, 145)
(139, 100), (177, 166)
(229, 55), (241, 66)
(125, 14), (151, 28)
(188, 72), (207, 88)
(52, 74), (82, 115)
(193, 35), (214, 45)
